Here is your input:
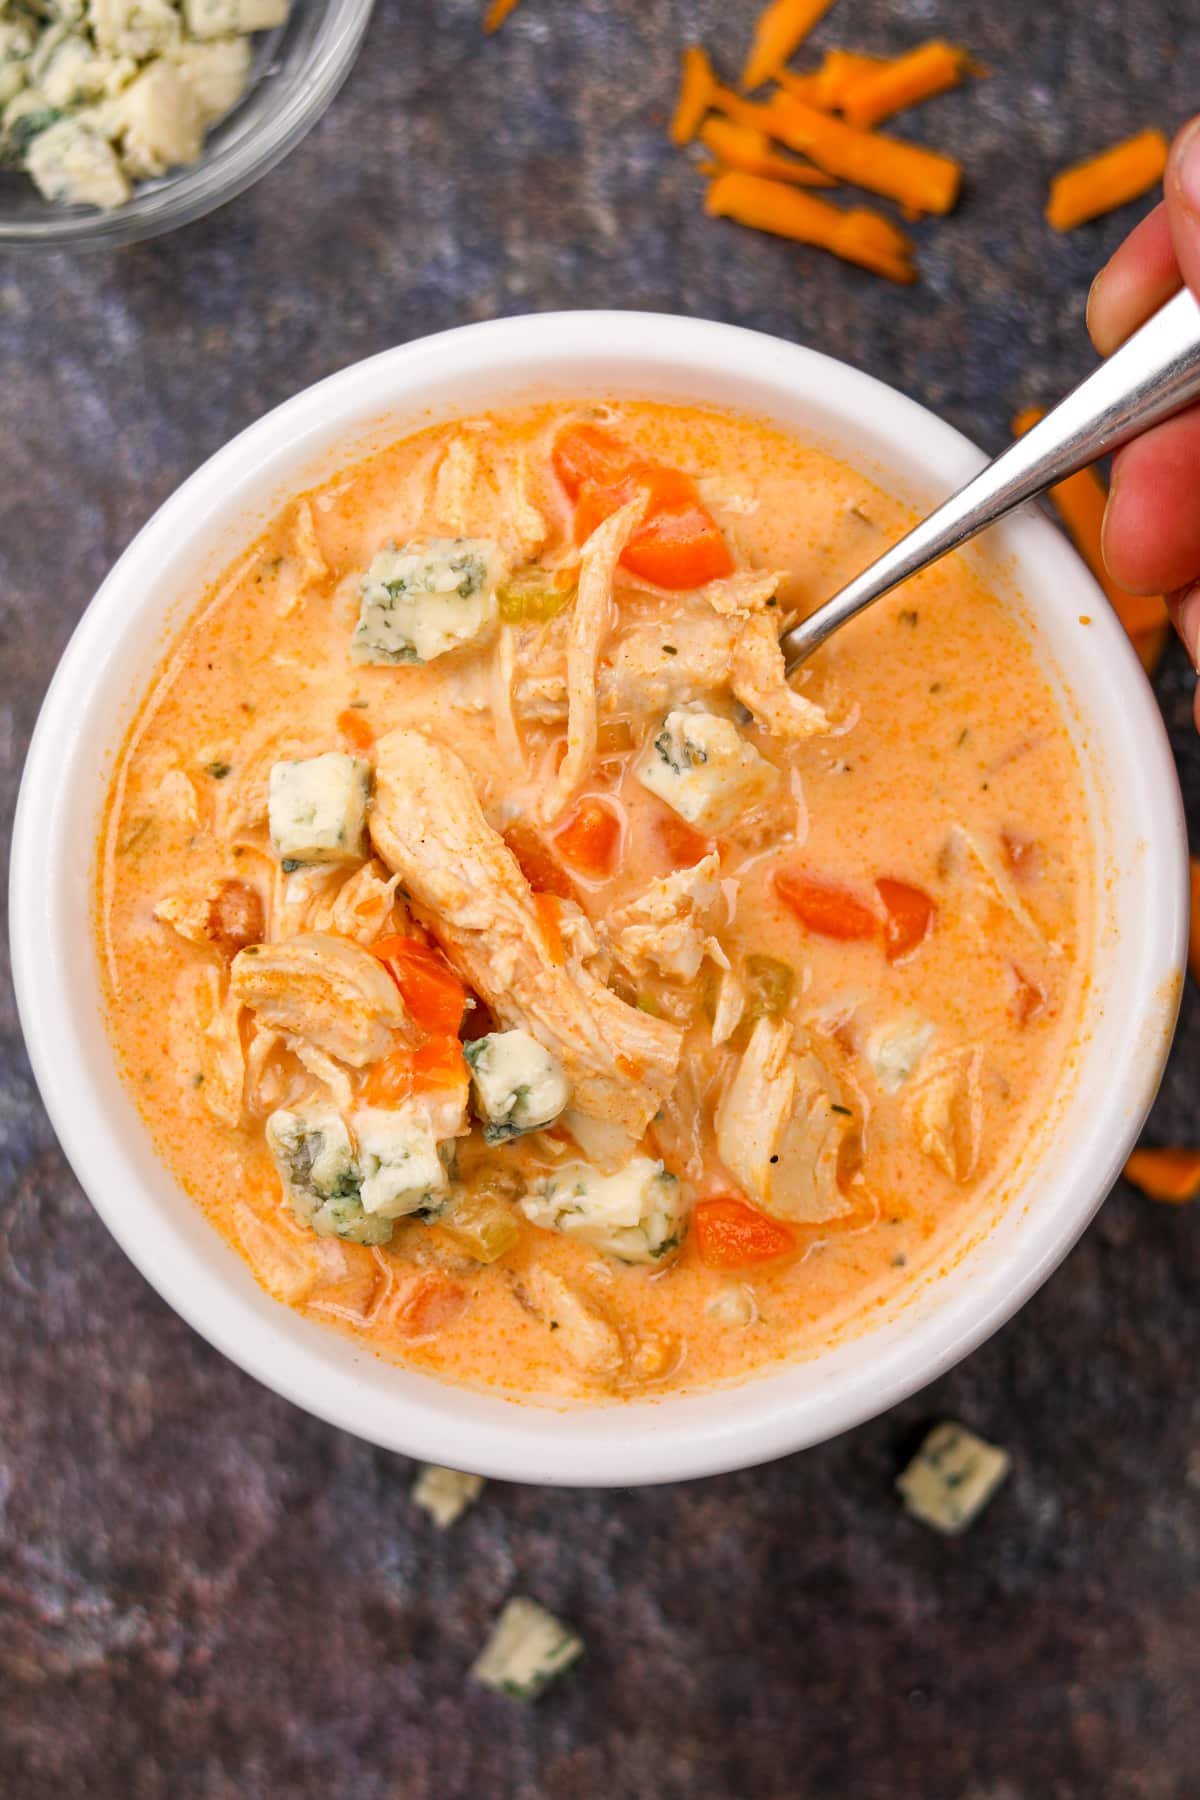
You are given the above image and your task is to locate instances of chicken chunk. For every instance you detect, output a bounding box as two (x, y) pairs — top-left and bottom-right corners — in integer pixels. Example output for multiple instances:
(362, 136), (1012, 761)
(154, 877), (265, 959)
(730, 615), (829, 742)
(715, 1017), (853, 1224)
(610, 854), (720, 983)
(517, 1267), (625, 1380)
(905, 1047), (984, 1182)
(369, 729), (681, 1136)
(230, 931), (412, 1067)
(304, 858), (401, 946)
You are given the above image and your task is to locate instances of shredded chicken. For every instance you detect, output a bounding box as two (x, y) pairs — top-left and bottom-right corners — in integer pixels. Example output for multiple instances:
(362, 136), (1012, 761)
(370, 729), (682, 1135)
(305, 858), (402, 946)
(292, 499), (328, 590)
(906, 1047), (984, 1182)
(154, 878), (265, 959)
(152, 768), (200, 831)
(947, 827), (1056, 953)
(230, 931), (412, 1067)
(284, 1035), (355, 1113)
(731, 615), (828, 741)
(432, 434), (485, 534)
(516, 1268), (625, 1379)
(184, 965), (246, 1127)
(610, 854), (720, 983)
(504, 452), (550, 560)
(538, 496), (644, 823)
(715, 1017), (853, 1224)
(710, 965), (747, 1047)
(690, 568), (787, 617)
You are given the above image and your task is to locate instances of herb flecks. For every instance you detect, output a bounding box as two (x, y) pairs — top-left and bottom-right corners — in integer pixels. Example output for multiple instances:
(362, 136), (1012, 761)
(205, 761), (232, 780)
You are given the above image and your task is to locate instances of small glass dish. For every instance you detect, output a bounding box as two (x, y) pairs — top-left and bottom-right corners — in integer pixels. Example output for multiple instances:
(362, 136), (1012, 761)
(0, 0), (374, 250)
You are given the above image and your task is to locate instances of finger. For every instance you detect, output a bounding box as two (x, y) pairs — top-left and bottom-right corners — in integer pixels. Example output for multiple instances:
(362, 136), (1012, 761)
(1087, 203), (1181, 355)
(1168, 581), (1200, 671)
(1103, 409), (1200, 594)
(1165, 113), (1200, 297)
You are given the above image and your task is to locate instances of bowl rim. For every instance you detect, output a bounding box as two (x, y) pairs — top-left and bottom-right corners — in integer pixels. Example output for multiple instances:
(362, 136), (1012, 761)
(0, 0), (375, 249)
(10, 310), (1188, 1484)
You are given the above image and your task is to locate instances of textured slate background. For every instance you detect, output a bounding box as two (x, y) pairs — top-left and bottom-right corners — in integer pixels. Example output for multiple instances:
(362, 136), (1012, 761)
(1, 2), (1198, 1795)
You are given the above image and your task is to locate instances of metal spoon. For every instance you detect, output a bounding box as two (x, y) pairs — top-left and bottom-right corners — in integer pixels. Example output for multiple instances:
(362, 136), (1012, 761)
(781, 286), (1200, 672)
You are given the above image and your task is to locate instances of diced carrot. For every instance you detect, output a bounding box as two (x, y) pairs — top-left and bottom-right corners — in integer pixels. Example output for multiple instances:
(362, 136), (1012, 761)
(482, 0), (521, 32)
(741, 0), (836, 92)
(1123, 1148), (1200, 1205)
(658, 812), (715, 868)
(398, 1273), (470, 1336)
(706, 170), (917, 283)
(503, 818), (577, 900)
(841, 42), (968, 130)
(554, 425), (734, 589)
(337, 707), (375, 753)
(573, 463), (696, 543)
(361, 1035), (468, 1108)
(1190, 858), (1200, 988)
(775, 867), (879, 940)
(713, 87), (961, 216)
(694, 1195), (796, 1267)
(621, 496), (736, 588)
(1012, 408), (1169, 640)
(876, 877), (936, 962)
(552, 423), (638, 500)
(1001, 830), (1041, 883)
(553, 796), (621, 879)
(1009, 963), (1047, 1025)
(533, 890), (566, 964)
(1046, 129), (1169, 232)
(372, 935), (466, 1036)
(671, 44), (717, 146)
(699, 116), (837, 186)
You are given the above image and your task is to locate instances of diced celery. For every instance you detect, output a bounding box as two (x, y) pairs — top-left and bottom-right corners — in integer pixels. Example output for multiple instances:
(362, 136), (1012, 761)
(496, 568), (575, 625)
(434, 1180), (520, 1263)
(743, 954), (795, 1021)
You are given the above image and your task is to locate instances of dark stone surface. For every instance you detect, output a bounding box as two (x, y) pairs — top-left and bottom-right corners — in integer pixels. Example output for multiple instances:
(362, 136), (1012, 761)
(1, 1), (1198, 1794)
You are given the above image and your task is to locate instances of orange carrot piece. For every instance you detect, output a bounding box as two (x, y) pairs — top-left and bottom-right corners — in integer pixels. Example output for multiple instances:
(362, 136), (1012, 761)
(1046, 129), (1169, 231)
(779, 50), (885, 112)
(532, 890), (566, 964)
(694, 1195), (796, 1267)
(706, 169), (917, 282)
(503, 818), (577, 901)
(1012, 407), (1169, 639)
(361, 1036), (469, 1109)
(876, 877), (936, 962)
(658, 812), (715, 869)
(337, 706), (375, 753)
(671, 44), (717, 146)
(1190, 858), (1200, 988)
(483, 0), (521, 31)
(713, 86), (961, 215)
(398, 1273), (469, 1337)
(775, 867), (879, 939)
(699, 116), (837, 186)
(741, 0), (836, 92)
(553, 796), (621, 880)
(841, 41), (968, 130)
(372, 935), (467, 1036)
(1123, 1148), (1200, 1205)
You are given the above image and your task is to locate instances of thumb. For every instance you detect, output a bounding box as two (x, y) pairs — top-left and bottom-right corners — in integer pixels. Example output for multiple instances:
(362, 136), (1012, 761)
(1165, 115), (1200, 300)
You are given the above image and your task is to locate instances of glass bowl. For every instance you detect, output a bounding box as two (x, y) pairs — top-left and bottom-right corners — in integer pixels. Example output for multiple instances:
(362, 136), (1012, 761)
(0, 0), (374, 249)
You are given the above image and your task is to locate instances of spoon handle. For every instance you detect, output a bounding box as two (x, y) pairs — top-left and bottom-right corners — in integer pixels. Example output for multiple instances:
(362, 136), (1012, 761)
(781, 286), (1200, 672)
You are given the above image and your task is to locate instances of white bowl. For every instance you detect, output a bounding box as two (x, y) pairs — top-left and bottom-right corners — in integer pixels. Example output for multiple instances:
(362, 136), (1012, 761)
(11, 313), (1187, 1486)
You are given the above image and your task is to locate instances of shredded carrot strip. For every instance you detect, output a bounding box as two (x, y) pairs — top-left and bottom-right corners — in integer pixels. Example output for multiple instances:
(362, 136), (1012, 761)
(1190, 857), (1200, 988)
(778, 50), (884, 112)
(671, 44), (717, 146)
(706, 170), (916, 282)
(713, 87), (961, 215)
(741, 0), (836, 93)
(700, 117), (837, 187)
(1013, 407), (1169, 640)
(1123, 1148), (1200, 1204)
(1046, 129), (1168, 231)
(841, 42), (968, 130)
(483, 0), (521, 31)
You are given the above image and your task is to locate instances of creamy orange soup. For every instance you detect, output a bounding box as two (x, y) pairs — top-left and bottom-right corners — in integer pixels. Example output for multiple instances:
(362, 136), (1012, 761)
(96, 401), (1092, 1401)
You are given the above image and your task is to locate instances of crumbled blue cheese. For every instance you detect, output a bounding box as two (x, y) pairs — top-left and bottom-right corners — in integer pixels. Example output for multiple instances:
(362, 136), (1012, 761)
(411, 1464), (484, 1528)
(184, 0), (286, 38)
(115, 58), (201, 176)
(866, 1016), (935, 1093)
(265, 1104), (392, 1247)
(637, 709), (781, 834)
(166, 32), (248, 123)
(464, 1029), (570, 1142)
(89, 0), (181, 61)
(268, 752), (370, 867)
(520, 1155), (684, 1264)
(352, 537), (507, 666)
(896, 1422), (1010, 1534)
(472, 1598), (584, 1701)
(25, 114), (129, 205)
(352, 1105), (450, 1220)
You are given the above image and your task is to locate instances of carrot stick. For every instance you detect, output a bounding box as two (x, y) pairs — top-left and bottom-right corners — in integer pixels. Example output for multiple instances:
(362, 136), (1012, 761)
(483, 0), (521, 31)
(1123, 1148), (1200, 1204)
(1046, 129), (1169, 231)
(1012, 407), (1169, 639)
(706, 170), (917, 282)
(700, 117), (838, 187)
(713, 87), (961, 215)
(1190, 857), (1200, 988)
(741, 0), (836, 93)
(842, 42), (968, 130)
(671, 44), (717, 146)
(778, 50), (884, 112)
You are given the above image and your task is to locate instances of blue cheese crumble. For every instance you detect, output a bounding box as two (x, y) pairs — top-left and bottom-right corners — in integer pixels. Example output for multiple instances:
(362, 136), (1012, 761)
(268, 752), (370, 867)
(352, 1105), (451, 1220)
(637, 708), (781, 834)
(464, 1029), (570, 1142)
(896, 1422), (1011, 1534)
(520, 1155), (685, 1264)
(472, 1598), (584, 1701)
(351, 537), (507, 666)
(265, 1104), (392, 1247)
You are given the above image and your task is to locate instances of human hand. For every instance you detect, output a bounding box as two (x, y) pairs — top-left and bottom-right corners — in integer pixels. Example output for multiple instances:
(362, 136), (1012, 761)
(1088, 115), (1200, 715)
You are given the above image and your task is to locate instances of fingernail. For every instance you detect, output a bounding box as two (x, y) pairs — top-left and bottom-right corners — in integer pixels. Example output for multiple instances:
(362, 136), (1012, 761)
(1173, 116), (1200, 218)
(1170, 582), (1200, 669)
